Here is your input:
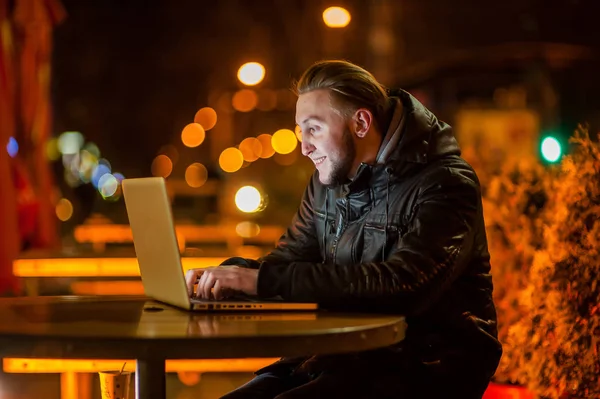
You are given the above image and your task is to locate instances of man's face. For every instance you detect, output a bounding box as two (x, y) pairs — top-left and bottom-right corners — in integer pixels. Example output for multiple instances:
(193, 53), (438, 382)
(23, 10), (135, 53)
(295, 89), (356, 187)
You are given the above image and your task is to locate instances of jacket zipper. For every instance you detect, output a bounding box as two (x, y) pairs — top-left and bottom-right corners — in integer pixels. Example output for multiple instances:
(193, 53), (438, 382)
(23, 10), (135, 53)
(331, 200), (347, 263)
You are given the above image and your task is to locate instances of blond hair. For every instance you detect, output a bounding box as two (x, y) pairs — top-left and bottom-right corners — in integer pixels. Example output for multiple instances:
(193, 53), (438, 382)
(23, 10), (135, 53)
(294, 60), (392, 130)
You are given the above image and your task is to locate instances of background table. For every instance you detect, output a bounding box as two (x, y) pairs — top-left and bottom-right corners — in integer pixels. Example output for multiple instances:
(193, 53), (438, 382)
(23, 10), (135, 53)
(0, 296), (407, 399)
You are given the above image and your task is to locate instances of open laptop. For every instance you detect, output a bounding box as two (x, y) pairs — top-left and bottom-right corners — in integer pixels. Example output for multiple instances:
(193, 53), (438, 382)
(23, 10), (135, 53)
(121, 177), (317, 312)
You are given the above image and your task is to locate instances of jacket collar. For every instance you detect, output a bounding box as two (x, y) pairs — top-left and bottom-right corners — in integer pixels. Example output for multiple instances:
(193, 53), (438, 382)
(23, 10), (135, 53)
(346, 89), (461, 193)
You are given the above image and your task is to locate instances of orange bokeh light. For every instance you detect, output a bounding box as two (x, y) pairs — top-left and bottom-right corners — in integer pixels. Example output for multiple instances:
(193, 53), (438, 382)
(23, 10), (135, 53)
(219, 147), (244, 173)
(239, 137), (263, 162)
(256, 134), (275, 159)
(151, 154), (173, 178)
(181, 123), (206, 148)
(194, 107), (217, 130)
(232, 89), (258, 112)
(185, 163), (208, 188)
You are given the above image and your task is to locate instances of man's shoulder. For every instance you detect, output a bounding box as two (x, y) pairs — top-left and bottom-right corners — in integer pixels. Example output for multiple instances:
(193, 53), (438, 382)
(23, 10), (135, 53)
(415, 155), (481, 189)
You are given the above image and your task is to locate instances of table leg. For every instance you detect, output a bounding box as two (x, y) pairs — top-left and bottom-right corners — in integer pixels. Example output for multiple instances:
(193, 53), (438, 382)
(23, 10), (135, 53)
(136, 358), (166, 399)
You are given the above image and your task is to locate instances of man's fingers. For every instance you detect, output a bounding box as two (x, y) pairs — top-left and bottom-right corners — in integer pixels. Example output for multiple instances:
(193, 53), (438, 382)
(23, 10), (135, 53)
(213, 280), (223, 300)
(185, 269), (203, 297)
(198, 270), (214, 299)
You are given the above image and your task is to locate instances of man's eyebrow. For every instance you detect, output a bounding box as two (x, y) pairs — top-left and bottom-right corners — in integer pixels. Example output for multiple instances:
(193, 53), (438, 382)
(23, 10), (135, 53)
(301, 116), (325, 124)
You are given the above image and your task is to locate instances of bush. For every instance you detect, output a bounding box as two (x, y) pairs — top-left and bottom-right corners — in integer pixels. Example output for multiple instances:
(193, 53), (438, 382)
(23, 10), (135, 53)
(477, 127), (600, 398)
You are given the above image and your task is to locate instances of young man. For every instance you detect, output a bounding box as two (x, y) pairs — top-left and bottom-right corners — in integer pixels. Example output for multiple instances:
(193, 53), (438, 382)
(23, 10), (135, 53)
(185, 60), (502, 398)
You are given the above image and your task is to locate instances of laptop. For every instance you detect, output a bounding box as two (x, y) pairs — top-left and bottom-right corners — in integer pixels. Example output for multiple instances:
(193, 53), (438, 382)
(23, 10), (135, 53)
(121, 177), (318, 312)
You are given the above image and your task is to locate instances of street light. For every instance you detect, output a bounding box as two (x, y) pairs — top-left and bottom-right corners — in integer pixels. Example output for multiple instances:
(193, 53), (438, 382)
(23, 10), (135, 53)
(322, 7), (351, 28)
(237, 62), (265, 86)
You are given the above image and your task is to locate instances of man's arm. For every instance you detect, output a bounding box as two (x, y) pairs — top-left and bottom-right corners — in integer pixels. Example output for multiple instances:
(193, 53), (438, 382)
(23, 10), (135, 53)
(256, 169), (479, 315)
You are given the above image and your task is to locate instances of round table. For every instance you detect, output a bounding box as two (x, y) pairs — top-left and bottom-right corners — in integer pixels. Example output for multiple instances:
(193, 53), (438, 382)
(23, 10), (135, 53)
(0, 296), (406, 399)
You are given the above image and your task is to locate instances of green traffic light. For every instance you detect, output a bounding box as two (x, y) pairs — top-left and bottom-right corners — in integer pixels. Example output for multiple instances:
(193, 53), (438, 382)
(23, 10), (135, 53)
(541, 136), (562, 163)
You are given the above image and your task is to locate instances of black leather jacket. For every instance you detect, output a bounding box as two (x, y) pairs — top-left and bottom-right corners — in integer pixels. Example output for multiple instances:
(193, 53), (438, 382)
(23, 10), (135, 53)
(222, 90), (502, 395)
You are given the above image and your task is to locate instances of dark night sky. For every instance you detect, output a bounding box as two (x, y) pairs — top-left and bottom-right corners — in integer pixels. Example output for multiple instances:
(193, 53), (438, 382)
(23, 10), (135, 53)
(50, 0), (600, 179)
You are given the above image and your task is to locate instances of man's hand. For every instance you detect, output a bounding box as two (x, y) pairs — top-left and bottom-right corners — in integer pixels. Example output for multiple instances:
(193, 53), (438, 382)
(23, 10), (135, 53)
(185, 266), (258, 300)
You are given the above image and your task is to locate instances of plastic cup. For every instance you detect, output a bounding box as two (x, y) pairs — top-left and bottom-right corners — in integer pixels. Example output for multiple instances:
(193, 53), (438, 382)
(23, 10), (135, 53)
(98, 370), (132, 399)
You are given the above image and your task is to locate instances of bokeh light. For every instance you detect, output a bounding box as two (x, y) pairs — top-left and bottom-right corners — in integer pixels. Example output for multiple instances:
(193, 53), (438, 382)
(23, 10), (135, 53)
(77, 150), (99, 183)
(257, 134), (275, 159)
(185, 163), (208, 188)
(232, 89), (258, 112)
(151, 154), (173, 178)
(6, 137), (18, 157)
(271, 129), (297, 154)
(274, 150), (299, 166)
(323, 6), (351, 28)
(239, 137), (262, 162)
(194, 107), (217, 130)
(83, 142), (101, 158)
(91, 164), (111, 188)
(235, 186), (263, 213)
(98, 174), (119, 198)
(113, 172), (125, 182)
(235, 221), (261, 238)
(45, 138), (61, 161)
(181, 123), (206, 148)
(237, 62), (265, 86)
(541, 137), (562, 163)
(58, 131), (84, 155)
(55, 198), (74, 222)
(158, 144), (179, 165)
(219, 147), (244, 173)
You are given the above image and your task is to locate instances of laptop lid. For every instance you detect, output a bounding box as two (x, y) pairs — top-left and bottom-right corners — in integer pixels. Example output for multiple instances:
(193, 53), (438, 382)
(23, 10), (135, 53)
(122, 177), (194, 310)
(122, 177), (317, 312)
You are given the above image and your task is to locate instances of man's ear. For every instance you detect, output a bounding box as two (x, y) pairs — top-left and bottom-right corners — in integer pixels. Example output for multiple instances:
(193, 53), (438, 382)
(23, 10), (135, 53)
(352, 109), (373, 138)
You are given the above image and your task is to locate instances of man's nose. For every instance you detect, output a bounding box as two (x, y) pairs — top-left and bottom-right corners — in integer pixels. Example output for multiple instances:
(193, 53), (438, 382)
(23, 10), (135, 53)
(301, 135), (314, 157)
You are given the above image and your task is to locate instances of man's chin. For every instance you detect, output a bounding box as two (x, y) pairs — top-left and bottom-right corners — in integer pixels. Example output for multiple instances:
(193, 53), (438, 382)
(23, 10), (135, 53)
(318, 172), (342, 188)
(317, 171), (333, 187)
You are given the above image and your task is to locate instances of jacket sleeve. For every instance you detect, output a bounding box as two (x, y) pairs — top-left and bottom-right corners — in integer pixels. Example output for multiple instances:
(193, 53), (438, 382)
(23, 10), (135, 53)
(220, 173), (323, 269)
(256, 169), (479, 315)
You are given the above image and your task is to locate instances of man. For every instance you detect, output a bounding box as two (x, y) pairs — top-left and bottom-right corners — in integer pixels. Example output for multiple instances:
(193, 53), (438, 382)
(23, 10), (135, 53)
(185, 60), (502, 398)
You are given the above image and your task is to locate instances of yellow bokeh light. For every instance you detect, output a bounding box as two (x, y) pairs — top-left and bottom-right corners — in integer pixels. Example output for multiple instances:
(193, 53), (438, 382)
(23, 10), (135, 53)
(185, 163), (208, 188)
(235, 186), (263, 213)
(257, 134), (275, 159)
(194, 107), (217, 130)
(232, 89), (258, 112)
(271, 129), (298, 154)
(219, 147), (244, 173)
(323, 7), (351, 28)
(237, 62), (265, 86)
(181, 123), (206, 148)
(45, 138), (61, 161)
(239, 137), (262, 162)
(55, 198), (73, 222)
(235, 221), (261, 238)
(151, 154), (173, 178)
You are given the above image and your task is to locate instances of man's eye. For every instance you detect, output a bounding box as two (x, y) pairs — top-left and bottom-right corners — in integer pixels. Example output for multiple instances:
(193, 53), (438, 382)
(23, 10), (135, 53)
(309, 127), (316, 134)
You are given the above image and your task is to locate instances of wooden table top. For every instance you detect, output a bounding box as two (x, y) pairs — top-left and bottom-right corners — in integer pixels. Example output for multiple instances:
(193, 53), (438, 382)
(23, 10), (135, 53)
(0, 296), (406, 360)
